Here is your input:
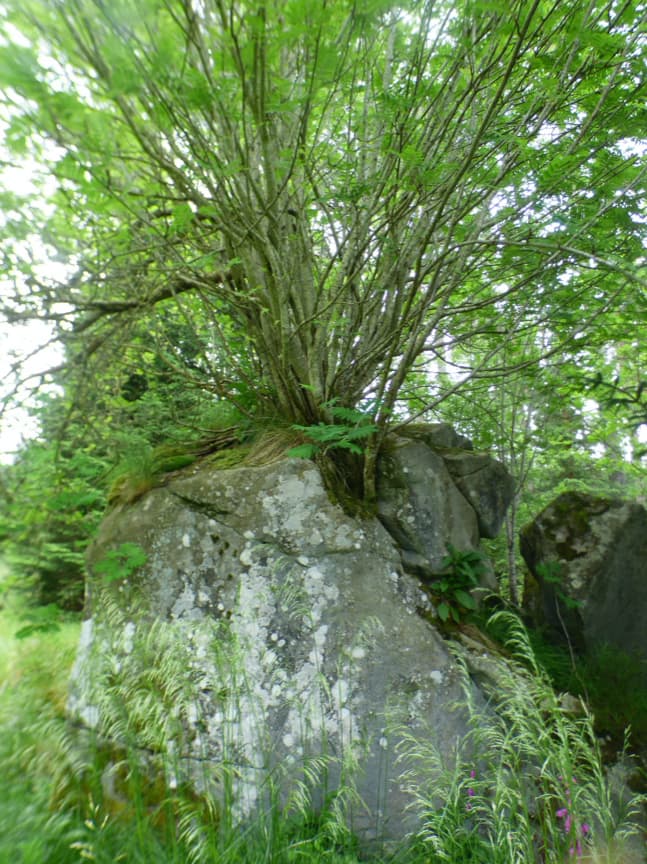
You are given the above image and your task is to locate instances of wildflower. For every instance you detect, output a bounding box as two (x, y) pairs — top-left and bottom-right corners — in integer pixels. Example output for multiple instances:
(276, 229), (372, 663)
(556, 777), (590, 860)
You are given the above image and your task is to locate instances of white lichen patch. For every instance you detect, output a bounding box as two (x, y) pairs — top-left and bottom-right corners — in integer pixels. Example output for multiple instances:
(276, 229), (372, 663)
(303, 527), (323, 545)
(430, 669), (444, 685)
(239, 546), (254, 566)
(303, 566), (340, 614)
(333, 522), (361, 550)
(122, 621), (136, 654)
(78, 617), (94, 652)
(79, 704), (100, 728)
(261, 471), (318, 535)
(171, 583), (204, 620)
(182, 533), (191, 548)
(67, 618), (98, 724)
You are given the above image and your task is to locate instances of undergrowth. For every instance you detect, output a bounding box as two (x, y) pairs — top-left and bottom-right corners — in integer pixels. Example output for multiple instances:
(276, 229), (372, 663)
(0, 582), (645, 863)
(484, 613), (647, 754)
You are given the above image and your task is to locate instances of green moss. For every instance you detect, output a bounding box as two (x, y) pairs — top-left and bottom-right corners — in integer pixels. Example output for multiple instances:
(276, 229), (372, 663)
(107, 427), (255, 506)
(205, 444), (253, 469)
(153, 453), (198, 473)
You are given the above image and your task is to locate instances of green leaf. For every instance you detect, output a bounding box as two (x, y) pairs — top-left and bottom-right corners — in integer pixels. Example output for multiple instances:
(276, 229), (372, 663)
(453, 590), (476, 610)
(331, 440), (363, 454)
(328, 405), (369, 423)
(437, 602), (450, 622)
(343, 424), (378, 441)
(15, 603), (62, 639)
(171, 203), (194, 233)
(94, 542), (147, 583)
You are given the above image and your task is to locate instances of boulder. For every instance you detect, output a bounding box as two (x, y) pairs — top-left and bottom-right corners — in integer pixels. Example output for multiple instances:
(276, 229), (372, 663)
(396, 422), (474, 451)
(70, 456), (487, 847)
(520, 491), (647, 663)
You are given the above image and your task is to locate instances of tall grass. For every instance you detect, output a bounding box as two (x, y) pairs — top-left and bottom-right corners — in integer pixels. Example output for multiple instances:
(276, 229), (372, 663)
(398, 612), (646, 863)
(0, 588), (644, 863)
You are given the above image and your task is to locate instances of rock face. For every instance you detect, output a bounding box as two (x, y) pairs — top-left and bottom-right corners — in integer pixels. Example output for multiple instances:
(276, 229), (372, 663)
(376, 427), (513, 578)
(377, 439), (480, 577)
(69, 430), (513, 846)
(520, 491), (647, 663)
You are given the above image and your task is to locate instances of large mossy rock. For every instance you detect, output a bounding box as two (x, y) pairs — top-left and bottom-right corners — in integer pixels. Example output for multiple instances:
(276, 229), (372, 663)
(520, 491), (647, 663)
(69, 433), (513, 846)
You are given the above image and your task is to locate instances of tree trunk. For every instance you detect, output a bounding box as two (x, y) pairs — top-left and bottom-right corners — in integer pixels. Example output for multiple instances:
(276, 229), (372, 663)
(505, 501), (520, 607)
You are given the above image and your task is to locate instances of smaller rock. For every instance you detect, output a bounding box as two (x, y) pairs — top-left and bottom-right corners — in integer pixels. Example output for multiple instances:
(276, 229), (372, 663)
(377, 438), (480, 573)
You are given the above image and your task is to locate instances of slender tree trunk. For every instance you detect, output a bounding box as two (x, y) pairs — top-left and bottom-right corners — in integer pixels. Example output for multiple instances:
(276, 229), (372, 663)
(505, 500), (520, 607)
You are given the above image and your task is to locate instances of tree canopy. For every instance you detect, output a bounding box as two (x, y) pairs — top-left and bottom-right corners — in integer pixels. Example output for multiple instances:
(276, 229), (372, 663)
(1, 0), (645, 498)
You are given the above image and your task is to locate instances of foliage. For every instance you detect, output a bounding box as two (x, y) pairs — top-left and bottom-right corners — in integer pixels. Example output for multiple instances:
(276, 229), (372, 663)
(436, 337), (647, 605)
(13, 601), (64, 639)
(0, 367), (248, 603)
(576, 645), (647, 748)
(93, 542), (147, 585)
(0, 0), (645, 505)
(585, 371), (647, 442)
(536, 559), (582, 611)
(0, 399), (109, 609)
(401, 612), (646, 863)
(531, 636), (647, 753)
(430, 545), (487, 623)
(289, 402), (379, 459)
(485, 612), (647, 756)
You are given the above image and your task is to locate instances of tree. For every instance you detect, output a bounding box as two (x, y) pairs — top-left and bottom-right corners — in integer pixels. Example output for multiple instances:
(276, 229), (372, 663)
(0, 392), (108, 608)
(438, 319), (646, 605)
(1, 0), (645, 501)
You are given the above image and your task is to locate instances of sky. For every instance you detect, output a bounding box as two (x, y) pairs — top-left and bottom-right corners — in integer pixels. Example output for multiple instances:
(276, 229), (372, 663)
(1, 319), (62, 463)
(0, 158), (65, 463)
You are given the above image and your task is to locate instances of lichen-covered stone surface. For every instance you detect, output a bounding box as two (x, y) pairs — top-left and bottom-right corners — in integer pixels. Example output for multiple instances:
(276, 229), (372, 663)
(69, 446), (511, 846)
(520, 491), (647, 663)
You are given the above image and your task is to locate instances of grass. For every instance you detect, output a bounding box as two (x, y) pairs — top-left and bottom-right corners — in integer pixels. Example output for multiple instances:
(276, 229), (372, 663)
(0, 594), (82, 863)
(0, 574), (645, 863)
(487, 614), (647, 756)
